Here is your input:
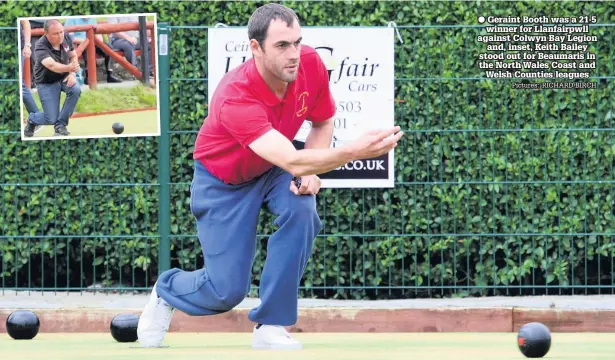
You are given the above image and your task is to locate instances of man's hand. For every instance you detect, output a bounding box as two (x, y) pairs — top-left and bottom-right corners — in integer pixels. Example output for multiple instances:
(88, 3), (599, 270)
(64, 73), (77, 87)
(69, 58), (80, 73)
(290, 175), (321, 195)
(22, 46), (31, 59)
(347, 126), (404, 160)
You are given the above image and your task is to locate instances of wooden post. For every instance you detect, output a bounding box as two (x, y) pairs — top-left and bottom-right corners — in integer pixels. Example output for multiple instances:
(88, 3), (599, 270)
(86, 28), (97, 89)
(24, 57), (31, 89)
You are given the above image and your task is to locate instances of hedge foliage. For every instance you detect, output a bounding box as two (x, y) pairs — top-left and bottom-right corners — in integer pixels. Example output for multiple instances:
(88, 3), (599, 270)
(1, 1), (615, 299)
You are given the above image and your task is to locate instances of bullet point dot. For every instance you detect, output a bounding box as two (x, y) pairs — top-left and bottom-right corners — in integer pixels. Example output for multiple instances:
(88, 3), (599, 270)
(478, 16), (486, 24)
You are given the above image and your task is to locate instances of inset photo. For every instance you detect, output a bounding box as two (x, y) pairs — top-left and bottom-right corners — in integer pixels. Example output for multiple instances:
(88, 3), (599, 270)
(18, 13), (160, 140)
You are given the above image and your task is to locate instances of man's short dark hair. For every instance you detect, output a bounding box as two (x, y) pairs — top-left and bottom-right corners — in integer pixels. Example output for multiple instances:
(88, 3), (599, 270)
(43, 19), (62, 33)
(247, 3), (299, 47)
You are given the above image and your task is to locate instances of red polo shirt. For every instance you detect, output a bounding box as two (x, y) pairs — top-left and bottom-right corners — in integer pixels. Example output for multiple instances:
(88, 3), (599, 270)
(193, 45), (336, 184)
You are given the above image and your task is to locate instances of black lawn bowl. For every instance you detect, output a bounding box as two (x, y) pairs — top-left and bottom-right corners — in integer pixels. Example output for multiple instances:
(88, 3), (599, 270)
(110, 313), (139, 343)
(6, 310), (40, 340)
(517, 322), (551, 358)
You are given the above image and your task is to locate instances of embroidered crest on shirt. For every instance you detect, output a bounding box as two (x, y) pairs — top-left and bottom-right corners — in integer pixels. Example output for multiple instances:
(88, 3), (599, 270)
(296, 91), (309, 117)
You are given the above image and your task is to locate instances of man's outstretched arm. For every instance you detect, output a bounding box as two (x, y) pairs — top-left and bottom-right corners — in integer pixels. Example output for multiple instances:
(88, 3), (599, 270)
(249, 126), (403, 177)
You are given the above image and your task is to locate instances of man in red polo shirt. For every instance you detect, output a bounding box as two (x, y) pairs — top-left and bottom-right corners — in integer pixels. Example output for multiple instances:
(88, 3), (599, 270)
(137, 3), (403, 349)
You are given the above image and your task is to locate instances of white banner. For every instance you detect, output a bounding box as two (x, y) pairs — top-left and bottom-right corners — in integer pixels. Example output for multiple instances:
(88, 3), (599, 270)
(207, 27), (395, 188)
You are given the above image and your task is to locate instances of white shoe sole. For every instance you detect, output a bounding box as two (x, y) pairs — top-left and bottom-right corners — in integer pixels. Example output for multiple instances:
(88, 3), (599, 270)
(138, 342), (166, 348)
(252, 341), (302, 350)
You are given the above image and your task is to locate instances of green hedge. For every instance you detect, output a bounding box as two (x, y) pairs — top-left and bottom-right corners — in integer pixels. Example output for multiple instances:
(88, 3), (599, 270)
(1, 1), (615, 299)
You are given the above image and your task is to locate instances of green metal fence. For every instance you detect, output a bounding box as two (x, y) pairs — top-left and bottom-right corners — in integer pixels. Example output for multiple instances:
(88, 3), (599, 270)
(2, 23), (615, 299)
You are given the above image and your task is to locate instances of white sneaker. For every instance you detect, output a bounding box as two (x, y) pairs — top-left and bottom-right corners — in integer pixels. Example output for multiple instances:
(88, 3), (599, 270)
(137, 283), (175, 347)
(252, 325), (302, 350)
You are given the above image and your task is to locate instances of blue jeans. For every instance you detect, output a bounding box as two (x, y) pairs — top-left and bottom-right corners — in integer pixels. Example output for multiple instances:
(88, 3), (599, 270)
(27, 80), (81, 129)
(155, 161), (322, 326)
(21, 56), (40, 115)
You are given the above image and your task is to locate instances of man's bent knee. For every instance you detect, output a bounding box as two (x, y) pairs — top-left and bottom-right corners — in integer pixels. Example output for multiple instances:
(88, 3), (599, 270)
(289, 194), (317, 211)
(67, 84), (82, 97)
(284, 195), (323, 233)
(290, 195), (320, 218)
(218, 288), (247, 311)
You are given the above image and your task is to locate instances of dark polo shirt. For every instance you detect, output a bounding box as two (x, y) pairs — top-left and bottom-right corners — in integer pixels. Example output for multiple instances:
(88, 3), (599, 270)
(33, 34), (74, 85)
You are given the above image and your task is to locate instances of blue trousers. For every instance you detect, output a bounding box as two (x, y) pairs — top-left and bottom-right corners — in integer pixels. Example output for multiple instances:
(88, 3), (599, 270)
(21, 56), (40, 115)
(27, 80), (81, 130)
(155, 160), (322, 326)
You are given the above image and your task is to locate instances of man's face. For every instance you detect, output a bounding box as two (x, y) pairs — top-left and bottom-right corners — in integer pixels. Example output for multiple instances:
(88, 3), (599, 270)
(256, 18), (302, 83)
(46, 22), (65, 47)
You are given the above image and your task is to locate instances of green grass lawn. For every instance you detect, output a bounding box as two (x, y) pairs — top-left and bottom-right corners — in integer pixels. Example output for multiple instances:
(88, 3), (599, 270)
(30, 109), (159, 139)
(0, 332), (612, 360)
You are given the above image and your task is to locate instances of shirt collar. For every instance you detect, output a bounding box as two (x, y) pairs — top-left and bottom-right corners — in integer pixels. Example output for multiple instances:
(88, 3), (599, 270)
(247, 60), (296, 107)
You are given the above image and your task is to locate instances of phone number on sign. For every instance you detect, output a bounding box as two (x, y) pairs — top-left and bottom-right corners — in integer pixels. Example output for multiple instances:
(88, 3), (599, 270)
(300, 101), (362, 131)
(336, 101), (362, 113)
(300, 117), (350, 130)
